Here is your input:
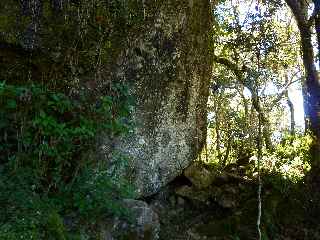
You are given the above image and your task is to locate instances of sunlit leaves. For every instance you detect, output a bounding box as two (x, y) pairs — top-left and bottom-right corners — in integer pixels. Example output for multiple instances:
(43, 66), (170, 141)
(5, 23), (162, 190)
(208, 0), (303, 167)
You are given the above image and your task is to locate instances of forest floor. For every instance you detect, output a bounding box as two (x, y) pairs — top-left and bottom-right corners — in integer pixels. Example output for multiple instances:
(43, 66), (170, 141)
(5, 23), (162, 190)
(146, 163), (320, 240)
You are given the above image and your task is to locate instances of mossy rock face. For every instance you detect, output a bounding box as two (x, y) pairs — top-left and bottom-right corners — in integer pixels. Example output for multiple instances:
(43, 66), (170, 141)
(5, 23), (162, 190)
(100, 199), (160, 240)
(0, 0), (212, 197)
(107, 0), (212, 196)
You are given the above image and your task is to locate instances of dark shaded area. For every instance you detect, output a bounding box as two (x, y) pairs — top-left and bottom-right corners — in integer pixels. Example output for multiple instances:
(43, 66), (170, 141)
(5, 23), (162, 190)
(150, 162), (320, 240)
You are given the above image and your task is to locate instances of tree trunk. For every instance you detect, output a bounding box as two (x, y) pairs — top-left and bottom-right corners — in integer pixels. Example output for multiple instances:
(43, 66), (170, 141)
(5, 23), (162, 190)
(285, 0), (320, 164)
(238, 85), (250, 137)
(262, 118), (273, 151)
(315, 15), (320, 69)
(222, 133), (233, 166)
(298, 22), (320, 163)
(251, 91), (274, 152)
(286, 90), (295, 136)
(214, 96), (222, 161)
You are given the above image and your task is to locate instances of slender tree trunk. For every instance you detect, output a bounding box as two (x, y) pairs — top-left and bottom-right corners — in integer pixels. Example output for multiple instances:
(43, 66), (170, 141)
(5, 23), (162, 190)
(262, 118), (273, 151)
(239, 85), (250, 137)
(249, 103), (256, 151)
(251, 92), (273, 151)
(214, 97), (222, 160)
(286, 90), (295, 136)
(222, 133), (233, 166)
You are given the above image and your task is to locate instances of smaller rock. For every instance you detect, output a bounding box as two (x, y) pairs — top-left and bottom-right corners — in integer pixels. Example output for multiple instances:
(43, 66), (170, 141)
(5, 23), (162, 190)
(150, 200), (165, 216)
(169, 195), (176, 206)
(175, 185), (208, 203)
(217, 195), (237, 209)
(184, 162), (215, 189)
(100, 199), (160, 240)
(177, 197), (185, 206)
(187, 229), (202, 240)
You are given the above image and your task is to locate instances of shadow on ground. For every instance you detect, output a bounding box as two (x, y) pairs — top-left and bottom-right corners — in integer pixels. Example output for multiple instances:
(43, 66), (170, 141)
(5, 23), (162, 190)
(144, 162), (320, 240)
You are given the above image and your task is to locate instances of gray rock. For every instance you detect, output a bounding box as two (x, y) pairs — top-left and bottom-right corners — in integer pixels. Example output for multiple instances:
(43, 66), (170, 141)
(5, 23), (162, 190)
(101, 199), (160, 240)
(175, 184), (241, 209)
(2, 0), (212, 197)
(177, 196), (185, 206)
(184, 162), (216, 189)
(99, 0), (212, 197)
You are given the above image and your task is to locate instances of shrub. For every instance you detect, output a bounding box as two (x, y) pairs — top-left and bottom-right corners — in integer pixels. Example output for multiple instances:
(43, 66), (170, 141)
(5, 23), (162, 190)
(0, 81), (135, 239)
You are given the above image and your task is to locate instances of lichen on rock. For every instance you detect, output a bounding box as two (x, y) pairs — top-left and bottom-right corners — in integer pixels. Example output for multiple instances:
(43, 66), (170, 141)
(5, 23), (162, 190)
(0, 0), (212, 198)
(99, 0), (212, 196)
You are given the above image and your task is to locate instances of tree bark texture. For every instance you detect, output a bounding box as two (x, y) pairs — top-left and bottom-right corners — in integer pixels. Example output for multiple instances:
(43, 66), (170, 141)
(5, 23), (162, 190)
(286, 90), (295, 136)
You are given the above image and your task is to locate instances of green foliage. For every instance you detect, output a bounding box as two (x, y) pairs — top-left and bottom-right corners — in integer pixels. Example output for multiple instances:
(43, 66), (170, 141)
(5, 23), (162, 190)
(73, 162), (136, 220)
(0, 1), (143, 238)
(275, 133), (312, 165)
(0, 81), (135, 239)
(208, 0), (303, 169)
(46, 211), (67, 240)
(257, 133), (312, 183)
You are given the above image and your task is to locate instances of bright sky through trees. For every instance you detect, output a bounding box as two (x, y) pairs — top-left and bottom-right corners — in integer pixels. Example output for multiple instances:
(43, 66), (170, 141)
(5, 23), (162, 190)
(236, 0), (306, 130)
(288, 84), (305, 129)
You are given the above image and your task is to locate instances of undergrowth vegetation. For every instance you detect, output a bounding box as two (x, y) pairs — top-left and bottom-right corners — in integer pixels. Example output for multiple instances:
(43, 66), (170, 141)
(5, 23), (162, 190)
(0, 82), (136, 239)
(261, 133), (312, 181)
(0, 1), (145, 238)
(204, 132), (312, 184)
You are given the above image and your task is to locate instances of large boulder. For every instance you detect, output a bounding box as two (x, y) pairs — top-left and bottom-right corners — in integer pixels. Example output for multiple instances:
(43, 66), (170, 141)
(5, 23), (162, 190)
(99, 0), (212, 196)
(0, 0), (212, 197)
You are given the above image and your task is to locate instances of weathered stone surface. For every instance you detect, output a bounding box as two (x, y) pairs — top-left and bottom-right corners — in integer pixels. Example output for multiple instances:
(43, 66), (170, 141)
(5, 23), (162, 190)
(175, 183), (241, 209)
(184, 162), (216, 189)
(99, 0), (212, 196)
(100, 199), (160, 240)
(0, 0), (212, 197)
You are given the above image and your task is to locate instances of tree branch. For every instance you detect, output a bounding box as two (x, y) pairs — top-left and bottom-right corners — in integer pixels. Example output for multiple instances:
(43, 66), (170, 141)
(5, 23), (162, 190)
(213, 54), (245, 82)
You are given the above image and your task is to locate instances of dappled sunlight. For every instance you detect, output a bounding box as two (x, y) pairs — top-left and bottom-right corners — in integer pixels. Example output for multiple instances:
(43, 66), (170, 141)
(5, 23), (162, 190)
(2, 0), (320, 239)
(197, 0), (320, 238)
